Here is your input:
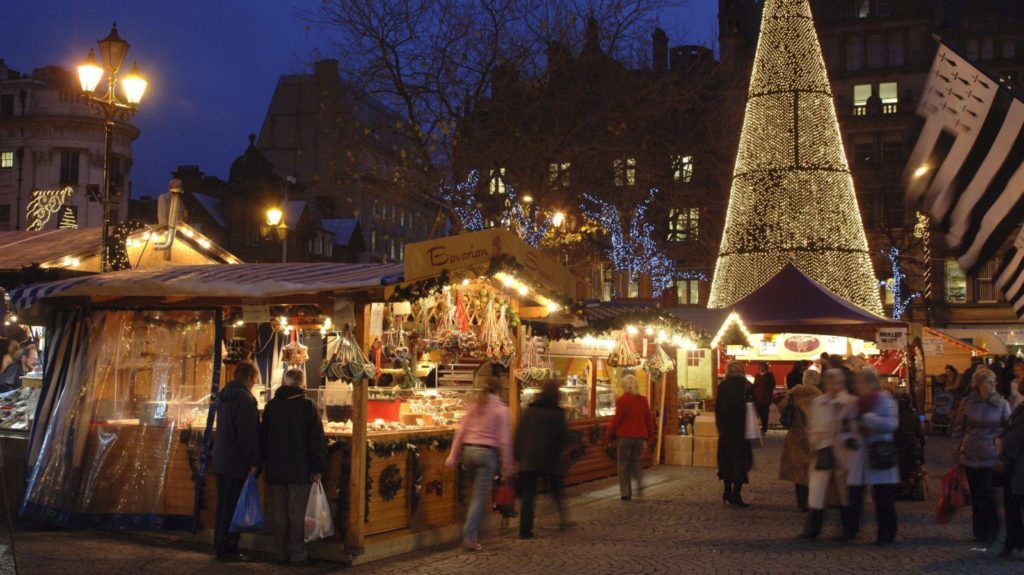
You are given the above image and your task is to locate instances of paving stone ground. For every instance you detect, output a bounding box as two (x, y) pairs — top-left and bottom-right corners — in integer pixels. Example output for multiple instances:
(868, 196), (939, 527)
(1, 432), (1021, 574)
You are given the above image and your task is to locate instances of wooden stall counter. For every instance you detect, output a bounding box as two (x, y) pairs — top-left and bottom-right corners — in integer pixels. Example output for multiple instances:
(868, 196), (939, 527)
(563, 417), (652, 486)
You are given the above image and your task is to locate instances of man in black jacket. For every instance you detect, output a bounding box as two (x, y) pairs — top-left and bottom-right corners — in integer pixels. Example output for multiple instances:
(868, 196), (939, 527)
(262, 369), (327, 565)
(515, 380), (570, 539)
(211, 361), (262, 561)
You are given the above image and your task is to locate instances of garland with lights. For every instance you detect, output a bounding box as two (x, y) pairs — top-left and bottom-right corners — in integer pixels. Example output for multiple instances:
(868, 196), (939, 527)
(546, 309), (708, 345)
(106, 220), (147, 271)
(707, 0), (883, 315)
(880, 246), (921, 320)
(388, 270), (451, 303)
(486, 255), (585, 316)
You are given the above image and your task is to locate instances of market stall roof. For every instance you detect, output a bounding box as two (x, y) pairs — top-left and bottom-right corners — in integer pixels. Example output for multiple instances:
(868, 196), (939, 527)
(726, 264), (905, 340)
(926, 327), (995, 355)
(11, 262), (405, 309)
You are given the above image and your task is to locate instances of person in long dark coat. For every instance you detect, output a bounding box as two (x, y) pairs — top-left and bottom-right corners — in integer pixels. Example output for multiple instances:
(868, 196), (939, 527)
(515, 380), (571, 539)
(717, 361), (754, 507)
(1000, 397), (1024, 556)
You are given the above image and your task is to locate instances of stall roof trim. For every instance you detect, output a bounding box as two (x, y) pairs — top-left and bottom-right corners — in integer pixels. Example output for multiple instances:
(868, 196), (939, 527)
(725, 264), (905, 340)
(12, 262), (405, 309)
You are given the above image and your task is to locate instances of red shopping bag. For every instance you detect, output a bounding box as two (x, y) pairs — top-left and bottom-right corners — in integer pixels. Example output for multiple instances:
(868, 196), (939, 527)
(934, 465), (971, 524)
(493, 477), (516, 519)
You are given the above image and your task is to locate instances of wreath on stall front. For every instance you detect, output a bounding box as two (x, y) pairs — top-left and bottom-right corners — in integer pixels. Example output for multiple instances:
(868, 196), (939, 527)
(379, 464), (404, 502)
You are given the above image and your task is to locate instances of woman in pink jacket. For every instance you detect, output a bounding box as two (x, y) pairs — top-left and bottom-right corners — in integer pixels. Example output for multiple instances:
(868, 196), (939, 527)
(446, 377), (514, 551)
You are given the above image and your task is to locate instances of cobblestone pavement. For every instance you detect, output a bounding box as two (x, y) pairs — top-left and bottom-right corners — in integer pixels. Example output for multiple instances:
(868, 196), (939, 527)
(2, 432), (1022, 574)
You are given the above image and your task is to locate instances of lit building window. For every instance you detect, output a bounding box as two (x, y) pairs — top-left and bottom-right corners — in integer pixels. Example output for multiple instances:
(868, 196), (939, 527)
(853, 84), (871, 116)
(945, 260), (967, 304)
(628, 278), (639, 298)
(975, 260), (999, 303)
(882, 278), (895, 305)
(0, 151), (12, 169)
(614, 158), (636, 187)
(489, 167), (507, 195)
(548, 162), (570, 187)
(370, 229), (378, 252)
(677, 280), (700, 305)
(668, 208), (699, 242)
(879, 82), (899, 114)
(855, 0), (870, 18)
(671, 155), (693, 183)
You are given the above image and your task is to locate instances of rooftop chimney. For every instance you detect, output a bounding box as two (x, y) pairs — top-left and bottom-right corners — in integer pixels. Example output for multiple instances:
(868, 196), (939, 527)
(653, 28), (669, 73)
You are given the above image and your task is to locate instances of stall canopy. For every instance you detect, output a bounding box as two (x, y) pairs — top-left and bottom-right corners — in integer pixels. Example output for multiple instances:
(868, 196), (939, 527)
(727, 264), (905, 340)
(11, 262), (405, 309)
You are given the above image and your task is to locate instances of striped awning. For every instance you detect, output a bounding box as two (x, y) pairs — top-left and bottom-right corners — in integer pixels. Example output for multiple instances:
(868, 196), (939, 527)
(12, 262), (405, 309)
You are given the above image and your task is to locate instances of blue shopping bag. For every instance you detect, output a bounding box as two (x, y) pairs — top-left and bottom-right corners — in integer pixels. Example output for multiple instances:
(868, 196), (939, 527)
(229, 472), (265, 533)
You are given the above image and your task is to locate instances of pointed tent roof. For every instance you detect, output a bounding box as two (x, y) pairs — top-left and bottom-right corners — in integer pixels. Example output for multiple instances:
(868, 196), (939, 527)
(729, 264), (903, 340)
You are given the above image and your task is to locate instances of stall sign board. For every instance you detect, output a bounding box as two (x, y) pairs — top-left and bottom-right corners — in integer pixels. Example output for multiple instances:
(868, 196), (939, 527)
(548, 338), (615, 357)
(368, 303), (385, 337)
(241, 305), (270, 324)
(405, 229), (577, 298)
(922, 336), (944, 356)
(877, 328), (908, 351)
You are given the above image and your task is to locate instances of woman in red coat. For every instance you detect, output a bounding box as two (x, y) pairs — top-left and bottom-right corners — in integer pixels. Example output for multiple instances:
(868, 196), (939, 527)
(605, 375), (655, 501)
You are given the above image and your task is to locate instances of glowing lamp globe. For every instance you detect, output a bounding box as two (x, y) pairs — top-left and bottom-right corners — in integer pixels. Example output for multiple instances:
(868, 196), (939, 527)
(77, 49), (104, 93)
(121, 62), (147, 105)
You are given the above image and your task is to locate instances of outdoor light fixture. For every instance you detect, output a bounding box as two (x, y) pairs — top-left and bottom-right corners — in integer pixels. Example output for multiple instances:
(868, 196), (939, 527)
(552, 211), (565, 227)
(76, 23), (148, 273)
(522, 194), (533, 204)
(913, 165), (929, 178)
(261, 207), (289, 261)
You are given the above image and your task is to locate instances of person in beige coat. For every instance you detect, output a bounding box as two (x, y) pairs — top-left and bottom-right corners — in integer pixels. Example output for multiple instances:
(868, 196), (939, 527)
(779, 369), (823, 511)
(801, 369), (857, 540)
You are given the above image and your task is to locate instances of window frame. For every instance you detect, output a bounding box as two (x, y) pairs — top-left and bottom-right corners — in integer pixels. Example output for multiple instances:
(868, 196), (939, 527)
(59, 150), (80, 185)
(0, 151), (12, 169)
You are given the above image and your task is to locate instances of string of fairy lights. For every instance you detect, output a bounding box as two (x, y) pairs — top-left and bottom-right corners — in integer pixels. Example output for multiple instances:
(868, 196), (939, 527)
(880, 246), (920, 320)
(707, 0), (883, 315)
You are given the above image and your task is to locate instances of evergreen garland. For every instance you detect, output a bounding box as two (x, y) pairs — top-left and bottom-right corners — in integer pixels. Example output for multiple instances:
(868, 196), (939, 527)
(545, 309), (708, 346)
(378, 464), (404, 502)
(389, 270), (451, 303)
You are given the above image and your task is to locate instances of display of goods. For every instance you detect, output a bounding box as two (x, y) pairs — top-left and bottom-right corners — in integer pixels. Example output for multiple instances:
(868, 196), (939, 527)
(323, 328), (376, 381)
(478, 300), (516, 366)
(280, 334), (309, 368)
(607, 331), (640, 368)
(642, 344), (675, 380)
(515, 337), (552, 384)
(454, 290), (478, 352)
(435, 290), (477, 364)
(382, 317), (411, 363)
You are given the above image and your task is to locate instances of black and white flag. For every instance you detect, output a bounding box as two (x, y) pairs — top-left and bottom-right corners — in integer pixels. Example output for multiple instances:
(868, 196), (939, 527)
(904, 39), (1024, 317)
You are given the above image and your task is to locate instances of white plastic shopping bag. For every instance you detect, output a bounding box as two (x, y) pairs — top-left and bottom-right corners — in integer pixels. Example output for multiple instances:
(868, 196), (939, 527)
(304, 480), (336, 542)
(744, 401), (762, 442)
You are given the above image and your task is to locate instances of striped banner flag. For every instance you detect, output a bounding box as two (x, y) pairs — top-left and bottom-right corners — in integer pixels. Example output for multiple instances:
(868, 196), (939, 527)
(904, 38), (1024, 317)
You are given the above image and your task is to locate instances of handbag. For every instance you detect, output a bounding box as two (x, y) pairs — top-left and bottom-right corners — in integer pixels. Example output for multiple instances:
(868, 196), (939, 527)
(868, 440), (898, 470)
(779, 402), (795, 430)
(744, 401), (761, 440)
(814, 446), (836, 470)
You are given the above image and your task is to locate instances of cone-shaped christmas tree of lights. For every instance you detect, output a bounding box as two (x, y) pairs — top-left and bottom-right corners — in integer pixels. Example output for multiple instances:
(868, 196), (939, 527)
(708, 0), (882, 315)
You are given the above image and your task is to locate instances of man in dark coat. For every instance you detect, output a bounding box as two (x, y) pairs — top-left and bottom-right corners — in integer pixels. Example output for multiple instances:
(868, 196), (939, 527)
(753, 362), (776, 434)
(0, 341), (38, 393)
(515, 380), (571, 539)
(262, 369), (327, 565)
(211, 361), (262, 562)
(717, 361), (754, 506)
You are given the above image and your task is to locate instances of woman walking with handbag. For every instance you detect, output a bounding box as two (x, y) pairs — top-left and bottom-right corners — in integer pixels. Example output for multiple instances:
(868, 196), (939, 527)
(801, 368), (856, 539)
(952, 368), (1010, 545)
(779, 369), (822, 511)
(446, 377), (514, 552)
(844, 369), (900, 545)
(717, 362), (755, 507)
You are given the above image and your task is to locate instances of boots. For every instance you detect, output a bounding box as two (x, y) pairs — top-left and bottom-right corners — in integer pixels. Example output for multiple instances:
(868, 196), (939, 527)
(722, 482), (733, 505)
(731, 484), (750, 508)
(799, 510), (824, 540)
(838, 505), (858, 542)
(795, 484), (809, 512)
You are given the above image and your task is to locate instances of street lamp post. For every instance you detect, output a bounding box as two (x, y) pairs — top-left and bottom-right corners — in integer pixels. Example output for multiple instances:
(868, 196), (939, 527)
(77, 23), (148, 272)
(263, 207), (288, 263)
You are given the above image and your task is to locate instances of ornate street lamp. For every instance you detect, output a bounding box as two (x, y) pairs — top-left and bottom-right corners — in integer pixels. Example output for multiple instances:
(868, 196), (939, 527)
(76, 23), (148, 272)
(262, 207), (288, 262)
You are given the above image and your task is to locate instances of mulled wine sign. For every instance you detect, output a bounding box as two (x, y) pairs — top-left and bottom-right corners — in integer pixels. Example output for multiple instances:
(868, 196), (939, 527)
(876, 328), (908, 351)
(783, 335), (821, 354)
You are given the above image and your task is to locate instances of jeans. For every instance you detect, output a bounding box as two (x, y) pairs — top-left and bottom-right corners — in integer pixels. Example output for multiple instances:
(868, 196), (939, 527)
(269, 482), (312, 563)
(461, 446), (497, 544)
(617, 438), (645, 498)
(848, 484), (898, 543)
(964, 466), (998, 542)
(756, 403), (770, 434)
(214, 474), (246, 558)
(518, 472), (566, 537)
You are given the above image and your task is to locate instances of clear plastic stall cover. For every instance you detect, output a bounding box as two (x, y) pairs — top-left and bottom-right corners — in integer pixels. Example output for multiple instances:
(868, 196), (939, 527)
(22, 310), (215, 529)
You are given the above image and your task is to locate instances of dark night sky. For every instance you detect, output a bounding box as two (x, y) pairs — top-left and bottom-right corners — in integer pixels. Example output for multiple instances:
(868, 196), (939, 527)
(3, 1), (717, 197)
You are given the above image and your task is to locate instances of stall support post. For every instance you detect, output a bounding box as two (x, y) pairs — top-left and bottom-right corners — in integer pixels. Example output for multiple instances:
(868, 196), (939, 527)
(509, 323), (525, 430)
(654, 373), (667, 466)
(345, 377), (368, 556)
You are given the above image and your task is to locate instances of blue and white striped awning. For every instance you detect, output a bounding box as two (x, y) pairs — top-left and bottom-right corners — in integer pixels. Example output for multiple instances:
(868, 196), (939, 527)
(12, 262), (405, 310)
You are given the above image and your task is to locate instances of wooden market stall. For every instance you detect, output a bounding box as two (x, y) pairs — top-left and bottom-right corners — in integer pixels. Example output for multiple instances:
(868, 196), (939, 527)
(13, 229), (588, 565)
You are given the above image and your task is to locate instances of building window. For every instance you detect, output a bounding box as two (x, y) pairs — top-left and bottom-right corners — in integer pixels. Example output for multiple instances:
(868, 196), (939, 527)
(628, 278), (639, 299)
(876, 0), (892, 16)
(879, 82), (899, 114)
(668, 208), (699, 242)
(853, 142), (875, 166)
(614, 158), (636, 187)
(671, 155), (693, 183)
(847, 35), (864, 71)
(982, 37), (995, 60)
(0, 205), (9, 231)
(966, 38), (979, 60)
(1003, 39), (1016, 59)
(853, 84), (871, 115)
(489, 167), (507, 195)
(548, 162), (570, 187)
(370, 229), (378, 252)
(882, 139), (903, 167)
(888, 33), (904, 67)
(867, 34), (885, 69)
(0, 95), (13, 117)
(975, 260), (999, 303)
(0, 151), (12, 169)
(945, 260), (967, 304)
(882, 278), (895, 305)
(109, 156), (125, 192)
(884, 188), (905, 227)
(854, 0), (870, 18)
(677, 280), (700, 305)
(59, 151), (80, 185)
